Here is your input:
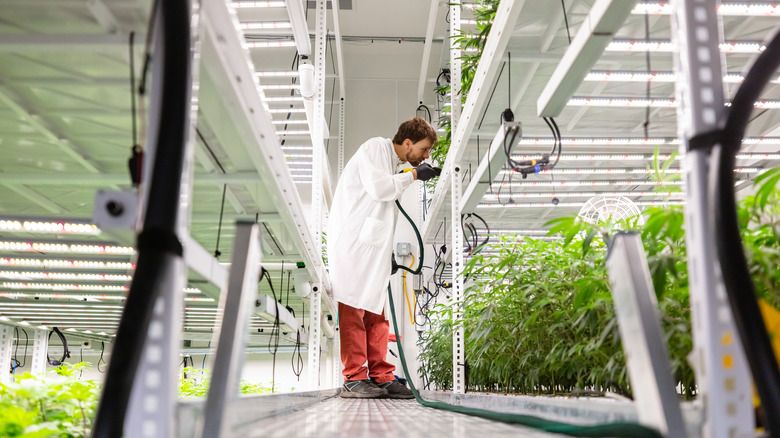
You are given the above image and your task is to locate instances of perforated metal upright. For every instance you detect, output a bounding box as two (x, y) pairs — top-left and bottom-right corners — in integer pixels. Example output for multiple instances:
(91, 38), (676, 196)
(449, 1), (462, 132)
(338, 97), (345, 179)
(0, 325), (13, 383)
(670, 1), (753, 436)
(451, 164), (465, 394)
(125, 0), (201, 435)
(306, 0), (328, 391)
(30, 328), (47, 375)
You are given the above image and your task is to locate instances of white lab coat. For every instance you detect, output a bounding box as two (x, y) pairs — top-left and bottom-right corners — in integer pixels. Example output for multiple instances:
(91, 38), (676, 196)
(328, 137), (414, 314)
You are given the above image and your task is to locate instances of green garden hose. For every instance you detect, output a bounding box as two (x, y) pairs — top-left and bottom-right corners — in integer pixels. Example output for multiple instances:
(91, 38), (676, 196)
(391, 202), (663, 438)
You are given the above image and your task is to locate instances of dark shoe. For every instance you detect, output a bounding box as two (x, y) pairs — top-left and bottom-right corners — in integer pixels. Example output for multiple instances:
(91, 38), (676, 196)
(341, 379), (388, 398)
(375, 379), (414, 399)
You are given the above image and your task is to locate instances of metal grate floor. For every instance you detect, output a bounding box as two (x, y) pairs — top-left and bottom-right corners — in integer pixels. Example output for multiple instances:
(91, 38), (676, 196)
(239, 397), (567, 438)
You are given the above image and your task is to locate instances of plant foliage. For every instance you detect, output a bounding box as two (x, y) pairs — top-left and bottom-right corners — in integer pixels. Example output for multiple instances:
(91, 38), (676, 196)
(418, 168), (780, 398)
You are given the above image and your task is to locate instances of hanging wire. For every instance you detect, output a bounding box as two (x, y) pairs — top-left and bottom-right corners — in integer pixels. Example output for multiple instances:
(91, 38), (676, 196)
(561, 0), (572, 44)
(214, 185), (227, 259)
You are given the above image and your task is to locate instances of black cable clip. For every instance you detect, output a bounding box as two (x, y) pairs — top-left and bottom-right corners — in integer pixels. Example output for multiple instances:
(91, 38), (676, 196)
(687, 129), (723, 152)
(128, 145), (144, 187)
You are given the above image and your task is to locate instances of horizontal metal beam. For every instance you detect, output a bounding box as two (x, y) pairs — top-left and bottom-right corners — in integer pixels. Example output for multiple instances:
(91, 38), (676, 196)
(0, 34), (144, 50)
(0, 172), (263, 185)
(460, 123), (518, 214)
(537, 0), (639, 117)
(421, 0), (527, 243)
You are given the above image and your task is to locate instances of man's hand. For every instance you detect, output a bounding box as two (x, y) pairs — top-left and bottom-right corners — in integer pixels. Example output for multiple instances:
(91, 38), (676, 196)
(414, 163), (441, 181)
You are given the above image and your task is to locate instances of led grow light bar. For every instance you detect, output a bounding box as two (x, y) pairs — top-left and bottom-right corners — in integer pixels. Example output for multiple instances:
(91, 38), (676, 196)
(255, 71), (299, 77)
(2, 282), (128, 291)
(276, 130), (311, 135)
(0, 219), (99, 235)
(585, 70), (780, 83)
(0, 271), (132, 282)
(0, 258), (134, 270)
(260, 84), (302, 90)
(567, 98), (780, 108)
(478, 200), (686, 208)
(240, 21), (292, 30)
(633, 2), (780, 16)
(509, 153), (780, 162)
(245, 40), (296, 49)
(0, 241), (134, 254)
(482, 191), (685, 199)
(516, 137), (780, 146)
(492, 180), (684, 188)
(606, 40), (765, 53)
(232, 1), (285, 8)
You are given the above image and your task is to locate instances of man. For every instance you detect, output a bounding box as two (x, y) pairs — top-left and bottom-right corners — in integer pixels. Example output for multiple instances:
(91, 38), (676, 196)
(328, 117), (440, 398)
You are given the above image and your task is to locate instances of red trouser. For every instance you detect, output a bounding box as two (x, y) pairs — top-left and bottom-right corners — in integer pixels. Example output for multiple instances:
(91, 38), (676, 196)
(338, 302), (395, 383)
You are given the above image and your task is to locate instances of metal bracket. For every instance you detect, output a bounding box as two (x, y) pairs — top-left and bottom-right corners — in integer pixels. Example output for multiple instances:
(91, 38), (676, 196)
(199, 222), (262, 438)
(307, 284), (322, 390)
(670, 1), (753, 436)
(451, 163), (465, 394)
(0, 325), (14, 383)
(606, 233), (687, 438)
(30, 329), (47, 375)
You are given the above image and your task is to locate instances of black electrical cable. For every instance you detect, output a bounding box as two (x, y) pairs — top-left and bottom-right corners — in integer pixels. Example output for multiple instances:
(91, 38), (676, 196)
(417, 104), (432, 123)
(326, 36), (337, 153)
(291, 331), (304, 380)
(261, 269), (282, 393)
(214, 184), (227, 259)
(91, 0), (191, 435)
(712, 25), (780, 435)
(560, 0), (572, 44)
(97, 341), (106, 374)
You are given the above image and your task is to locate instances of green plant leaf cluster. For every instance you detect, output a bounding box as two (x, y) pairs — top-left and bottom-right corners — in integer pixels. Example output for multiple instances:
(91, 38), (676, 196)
(419, 167), (780, 398)
(0, 363), (98, 438)
(178, 367), (275, 398)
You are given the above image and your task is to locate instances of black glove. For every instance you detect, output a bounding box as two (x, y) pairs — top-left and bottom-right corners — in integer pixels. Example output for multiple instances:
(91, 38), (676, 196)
(415, 163), (441, 181)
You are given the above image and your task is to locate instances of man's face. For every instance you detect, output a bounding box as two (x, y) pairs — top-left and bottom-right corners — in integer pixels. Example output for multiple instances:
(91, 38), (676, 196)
(404, 138), (434, 167)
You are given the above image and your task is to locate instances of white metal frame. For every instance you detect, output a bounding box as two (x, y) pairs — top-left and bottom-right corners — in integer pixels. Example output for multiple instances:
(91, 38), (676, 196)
(421, 0), (527, 243)
(670, 0), (753, 436)
(0, 324), (13, 383)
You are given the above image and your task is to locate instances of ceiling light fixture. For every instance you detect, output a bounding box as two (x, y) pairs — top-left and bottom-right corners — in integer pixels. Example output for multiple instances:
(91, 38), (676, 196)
(0, 241), (135, 254)
(0, 258), (134, 270)
(633, 2), (780, 16)
(231, 1), (285, 8)
(240, 21), (292, 30)
(245, 41), (296, 49)
(606, 40), (765, 53)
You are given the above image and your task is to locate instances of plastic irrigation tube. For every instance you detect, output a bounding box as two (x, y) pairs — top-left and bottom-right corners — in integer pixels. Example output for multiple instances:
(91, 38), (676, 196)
(394, 200), (424, 275)
(391, 204), (663, 438)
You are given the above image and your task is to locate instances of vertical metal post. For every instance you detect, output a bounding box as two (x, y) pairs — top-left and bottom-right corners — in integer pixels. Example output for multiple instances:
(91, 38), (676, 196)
(332, 323), (341, 388)
(306, 0), (327, 392)
(606, 233), (687, 437)
(449, 1), (462, 133)
(338, 97), (345, 179)
(308, 284), (322, 390)
(30, 329), (47, 375)
(451, 164), (465, 394)
(126, 0), (201, 436)
(0, 325), (14, 383)
(199, 222), (262, 438)
(670, 1), (753, 436)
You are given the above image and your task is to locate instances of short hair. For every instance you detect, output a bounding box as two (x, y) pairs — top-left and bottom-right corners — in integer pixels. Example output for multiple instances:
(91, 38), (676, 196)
(392, 117), (438, 147)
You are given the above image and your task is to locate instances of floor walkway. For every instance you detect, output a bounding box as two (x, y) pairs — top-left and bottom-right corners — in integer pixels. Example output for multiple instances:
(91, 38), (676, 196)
(243, 397), (565, 437)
